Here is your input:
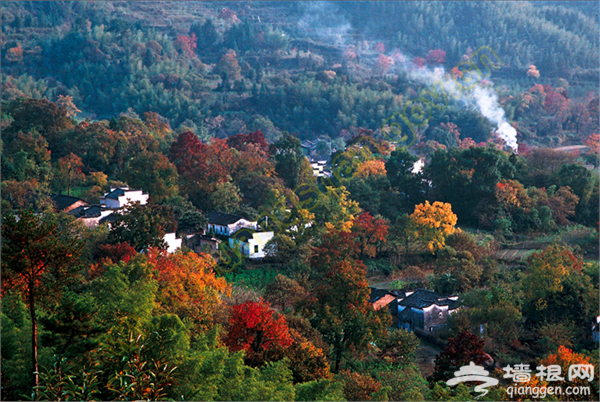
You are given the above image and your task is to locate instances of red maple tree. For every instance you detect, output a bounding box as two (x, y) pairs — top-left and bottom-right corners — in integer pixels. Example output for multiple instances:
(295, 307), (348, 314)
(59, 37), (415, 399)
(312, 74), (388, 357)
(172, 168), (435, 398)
(351, 212), (389, 258)
(413, 57), (426, 68)
(227, 130), (269, 153)
(425, 49), (447, 64)
(225, 299), (293, 366)
(176, 33), (197, 59)
(168, 131), (206, 177)
(430, 330), (489, 382)
(97, 242), (137, 264)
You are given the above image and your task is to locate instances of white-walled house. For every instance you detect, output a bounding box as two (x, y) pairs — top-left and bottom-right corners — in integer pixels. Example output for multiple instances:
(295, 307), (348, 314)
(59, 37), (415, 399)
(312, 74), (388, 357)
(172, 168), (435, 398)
(369, 288), (460, 333)
(396, 289), (460, 333)
(100, 187), (149, 210)
(228, 229), (274, 259)
(164, 232), (182, 254)
(206, 212), (258, 236)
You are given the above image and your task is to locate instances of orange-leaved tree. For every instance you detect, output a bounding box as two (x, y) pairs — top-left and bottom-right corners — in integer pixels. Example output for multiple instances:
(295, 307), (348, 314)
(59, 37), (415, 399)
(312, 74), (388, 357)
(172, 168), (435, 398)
(57, 153), (86, 196)
(513, 346), (598, 401)
(585, 133), (599, 155)
(150, 249), (230, 332)
(410, 201), (458, 253)
(355, 159), (387, 178)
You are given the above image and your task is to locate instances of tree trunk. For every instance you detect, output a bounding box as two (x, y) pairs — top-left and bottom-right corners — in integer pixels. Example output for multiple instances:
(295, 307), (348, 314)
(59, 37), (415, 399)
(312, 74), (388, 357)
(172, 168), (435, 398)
(333, 334), (344, 373)
(29, 282), (39, 397)
(334, 344), (343, 373)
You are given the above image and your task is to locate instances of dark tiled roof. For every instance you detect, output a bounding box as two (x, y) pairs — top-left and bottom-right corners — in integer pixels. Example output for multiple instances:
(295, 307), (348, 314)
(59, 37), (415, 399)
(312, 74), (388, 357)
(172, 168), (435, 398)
(397, 289), (459, 309)
(230, 227), (255, 241)
(207, 211), (245, 226)
(68, 205), (103, 218)
(198, 235), (221, 242)
(105, 188), (127, 200)
(100, 213), (117, 223)
(51, 194), (87, 210)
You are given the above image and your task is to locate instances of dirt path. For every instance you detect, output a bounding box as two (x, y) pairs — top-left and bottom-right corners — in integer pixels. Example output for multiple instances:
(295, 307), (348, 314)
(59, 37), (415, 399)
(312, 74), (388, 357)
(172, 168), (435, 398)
(415, 338), (443, 378)
(553, 145), (588, 152)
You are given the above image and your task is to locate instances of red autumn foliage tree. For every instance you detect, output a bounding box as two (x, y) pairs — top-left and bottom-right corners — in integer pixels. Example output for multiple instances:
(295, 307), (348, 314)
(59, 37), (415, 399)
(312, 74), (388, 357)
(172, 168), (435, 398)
(227, 130), (269, 153)
(539, 346), (598, 401)
(201, 138), (234, 186)
(585, 133), (599, 155)
(430, 330), (488, 382)
(176, 33), (198, 58)
(351, 212), (389, 258)
(225, 299), (293, 367)
(413, 57), (426, 68)
(97, 242), (137, 264)
(374, 42), (385, 54)
(450, 66), (463, 79)
(518, 346), (597, 401)
(231, 143), (275, 183)
(544, 88), (569, 118)
(227, 131), (273, 181)
(88, 242), (137, 280)
(425, 49), (447, 64)
(169, 131), (206, 178)
(546, 186), (579, 225)
(169, 132), (234, 208)
(338, 370), (385, 401)
(374, 54), (391, 75)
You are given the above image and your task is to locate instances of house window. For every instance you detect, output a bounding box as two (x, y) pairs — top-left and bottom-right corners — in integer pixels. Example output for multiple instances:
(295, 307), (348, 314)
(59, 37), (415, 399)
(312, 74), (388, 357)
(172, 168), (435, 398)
(439, 312), (443, 317)
(254, 245), (259, 254)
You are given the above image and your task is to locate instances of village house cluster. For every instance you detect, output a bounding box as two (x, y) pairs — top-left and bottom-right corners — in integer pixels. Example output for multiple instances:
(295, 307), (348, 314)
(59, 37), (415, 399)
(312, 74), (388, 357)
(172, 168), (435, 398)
(51, 188), (274, 257)
(370, 287), (460, 334)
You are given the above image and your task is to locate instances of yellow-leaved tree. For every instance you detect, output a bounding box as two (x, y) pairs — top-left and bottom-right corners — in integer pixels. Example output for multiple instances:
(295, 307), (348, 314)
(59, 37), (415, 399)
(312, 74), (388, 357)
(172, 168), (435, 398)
(355, 159), (387, 178)
(410, 200), (458, 252)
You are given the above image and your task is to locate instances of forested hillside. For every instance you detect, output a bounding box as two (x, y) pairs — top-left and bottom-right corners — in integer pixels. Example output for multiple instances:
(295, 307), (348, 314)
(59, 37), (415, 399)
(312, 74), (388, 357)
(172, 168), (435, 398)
(1, 2), (599, 401)
(1, 1), (598, 145)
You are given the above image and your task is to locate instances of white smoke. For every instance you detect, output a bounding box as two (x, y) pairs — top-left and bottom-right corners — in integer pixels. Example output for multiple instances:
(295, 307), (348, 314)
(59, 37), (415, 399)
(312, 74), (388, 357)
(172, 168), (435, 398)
(390, 52), (518, 152)
(297, 2), (351, 46)
(294, 8), (519, 152)
(472, 87), (518, 152)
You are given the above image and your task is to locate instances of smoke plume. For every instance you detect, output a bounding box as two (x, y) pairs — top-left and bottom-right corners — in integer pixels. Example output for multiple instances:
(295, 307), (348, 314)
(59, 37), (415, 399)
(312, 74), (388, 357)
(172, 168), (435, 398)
(472, 87), (518, 151)
(295, 3), (518, 151)
(390, 52), (518, 152)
